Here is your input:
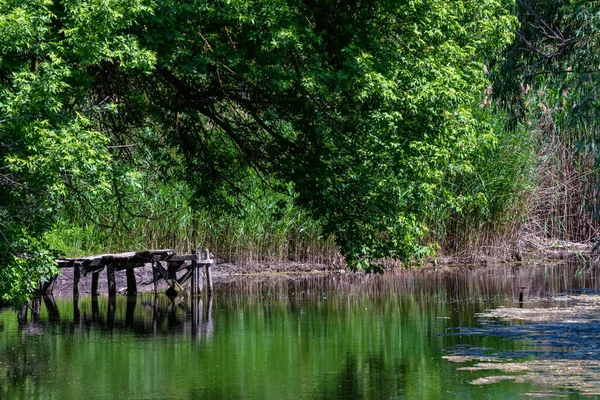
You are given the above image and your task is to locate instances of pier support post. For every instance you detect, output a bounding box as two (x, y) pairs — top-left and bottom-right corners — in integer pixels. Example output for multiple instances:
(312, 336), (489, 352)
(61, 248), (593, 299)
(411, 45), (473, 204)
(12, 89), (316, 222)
(31, 298), (41, 322)
(92, 296), (99, 320)
(125, 295), (137, 326)
(91, 271), (99, 296)
(152, 296), (158, 336)
(73, 264), (80, 299)
(205, 249), (213, 296)
(126, 267), (137, 295)
(73, 297), (81, 326)
(191, 249), (199, 296)
(107, 265), (116, 298)
(152, 261), (159, 294)
(107, 296), (116, 329)
(43, 295), (60, 322)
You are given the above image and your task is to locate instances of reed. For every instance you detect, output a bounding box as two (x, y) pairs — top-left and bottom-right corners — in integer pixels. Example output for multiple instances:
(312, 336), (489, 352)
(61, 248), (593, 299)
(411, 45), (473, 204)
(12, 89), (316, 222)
(46, 181), (339, 265)
(425, 110), (537, 258)
(525, 85), (600, 243)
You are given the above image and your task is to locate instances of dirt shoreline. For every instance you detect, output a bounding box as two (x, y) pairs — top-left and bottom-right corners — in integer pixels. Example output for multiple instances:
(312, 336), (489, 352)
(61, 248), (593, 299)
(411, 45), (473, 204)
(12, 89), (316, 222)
(49, 262), (348, 298)
(48, 238), (599, 298)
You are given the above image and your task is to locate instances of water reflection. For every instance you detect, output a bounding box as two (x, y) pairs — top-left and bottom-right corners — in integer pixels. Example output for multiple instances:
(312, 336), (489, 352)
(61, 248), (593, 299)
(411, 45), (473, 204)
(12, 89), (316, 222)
(14, 261), (600, 338)
(2, 261), (600, 399)
(14, 293), (215, 340)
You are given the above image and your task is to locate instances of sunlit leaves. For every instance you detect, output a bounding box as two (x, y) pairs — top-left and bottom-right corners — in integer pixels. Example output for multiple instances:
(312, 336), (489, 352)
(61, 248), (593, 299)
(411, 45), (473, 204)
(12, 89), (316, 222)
(0, 0), (520, 306)
(0, 0), (157, 306)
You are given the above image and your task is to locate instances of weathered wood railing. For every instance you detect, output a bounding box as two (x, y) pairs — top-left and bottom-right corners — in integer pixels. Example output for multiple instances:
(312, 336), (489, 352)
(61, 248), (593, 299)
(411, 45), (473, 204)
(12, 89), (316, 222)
(45, 248), (215, 298)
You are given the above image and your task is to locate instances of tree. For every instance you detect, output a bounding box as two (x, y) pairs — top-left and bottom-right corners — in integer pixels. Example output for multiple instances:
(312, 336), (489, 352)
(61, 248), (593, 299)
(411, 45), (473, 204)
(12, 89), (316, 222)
(0, 0), (155, 305)
(1, 0), (516, 305)
(128, 0), (517, 268)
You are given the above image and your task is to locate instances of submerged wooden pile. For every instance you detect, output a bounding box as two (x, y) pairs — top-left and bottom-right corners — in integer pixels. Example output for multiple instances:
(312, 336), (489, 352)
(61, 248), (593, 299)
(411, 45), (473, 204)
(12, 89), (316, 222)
(44, 249), (215, 297)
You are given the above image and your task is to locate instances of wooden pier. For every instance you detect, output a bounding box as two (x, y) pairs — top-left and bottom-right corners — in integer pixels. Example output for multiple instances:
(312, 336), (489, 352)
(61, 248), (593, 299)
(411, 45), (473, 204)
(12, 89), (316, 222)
(43, 249), (215, 298)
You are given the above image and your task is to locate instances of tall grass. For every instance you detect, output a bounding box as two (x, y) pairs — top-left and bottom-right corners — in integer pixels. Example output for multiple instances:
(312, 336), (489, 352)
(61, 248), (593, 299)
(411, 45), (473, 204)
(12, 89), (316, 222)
(425, 109), (537, 257)
(46, 180), (339, 265)
(525, 85), (600, 242)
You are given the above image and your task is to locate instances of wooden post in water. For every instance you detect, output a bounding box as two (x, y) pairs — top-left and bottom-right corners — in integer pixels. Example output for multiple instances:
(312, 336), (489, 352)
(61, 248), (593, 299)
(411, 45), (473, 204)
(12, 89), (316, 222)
(107, 296), (116, 329)
(73, 296), (81, 326)
(107, 265), (116, 298)
(152, 261), (159, 294)
(31, 298), (41, 322)
(191, 296), (202, 338)
(126, 267), (137, 295)
(152, 296), (158, 336)
(191, 249), (198, 296)
(91, 272), (99, 296)
(73, 263), (80, 299)
(91, 296), (99, 320)
(43, 295), (60, 323)
(205, 249), (213, 296)
(125, 295), (137, 326)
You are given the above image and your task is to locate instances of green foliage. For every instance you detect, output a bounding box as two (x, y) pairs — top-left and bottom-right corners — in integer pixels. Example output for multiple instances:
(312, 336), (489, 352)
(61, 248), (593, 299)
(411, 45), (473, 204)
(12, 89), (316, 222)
(46, 174), (338, 265)
(126, 0), (517, 269)
(1, 0), (519, 304)
(427, 107), (536, 253)
(0, 0), (155, 306)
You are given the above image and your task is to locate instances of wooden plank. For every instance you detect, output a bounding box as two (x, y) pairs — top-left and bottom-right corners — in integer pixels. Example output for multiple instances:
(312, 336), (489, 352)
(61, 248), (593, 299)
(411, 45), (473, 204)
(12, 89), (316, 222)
(168, 254), (199, 262)
(37, 274), (58, 293)
(155, 261), (170, 281)
(58, 252), (136, 263)
(83, 264), (105, 273)
(89, 257), (104, 267)
(114, 260), (148, 271)
(178, 267), (194, 287)
(136, 249), (175, 258)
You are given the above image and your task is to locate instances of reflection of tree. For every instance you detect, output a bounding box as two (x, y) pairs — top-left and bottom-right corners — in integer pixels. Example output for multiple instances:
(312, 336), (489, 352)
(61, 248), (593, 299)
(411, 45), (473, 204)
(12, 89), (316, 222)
(318, 354), (405, 400)
(0, 323), (52, 400)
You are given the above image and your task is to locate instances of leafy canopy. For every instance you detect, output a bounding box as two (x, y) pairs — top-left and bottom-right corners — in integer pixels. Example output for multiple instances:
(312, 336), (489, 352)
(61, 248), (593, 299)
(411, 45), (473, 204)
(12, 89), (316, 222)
(0, 0), (516, 304)
(129, 0), (516, 269)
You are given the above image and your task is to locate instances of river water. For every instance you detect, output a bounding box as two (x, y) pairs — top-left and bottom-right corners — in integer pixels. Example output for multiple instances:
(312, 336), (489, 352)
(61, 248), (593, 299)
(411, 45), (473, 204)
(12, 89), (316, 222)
(1, 263), (599, 399)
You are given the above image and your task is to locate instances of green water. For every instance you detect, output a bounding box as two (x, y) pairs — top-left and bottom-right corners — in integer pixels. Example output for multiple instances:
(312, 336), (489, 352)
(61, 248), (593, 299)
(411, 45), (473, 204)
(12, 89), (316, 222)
(1, 265), (596, 399)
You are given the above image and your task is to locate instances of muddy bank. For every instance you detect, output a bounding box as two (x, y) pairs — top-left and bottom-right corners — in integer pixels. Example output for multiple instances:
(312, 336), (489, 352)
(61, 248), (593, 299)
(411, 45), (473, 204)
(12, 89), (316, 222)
(50, 262), (346, 298)
(49, 236), (600, 299)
